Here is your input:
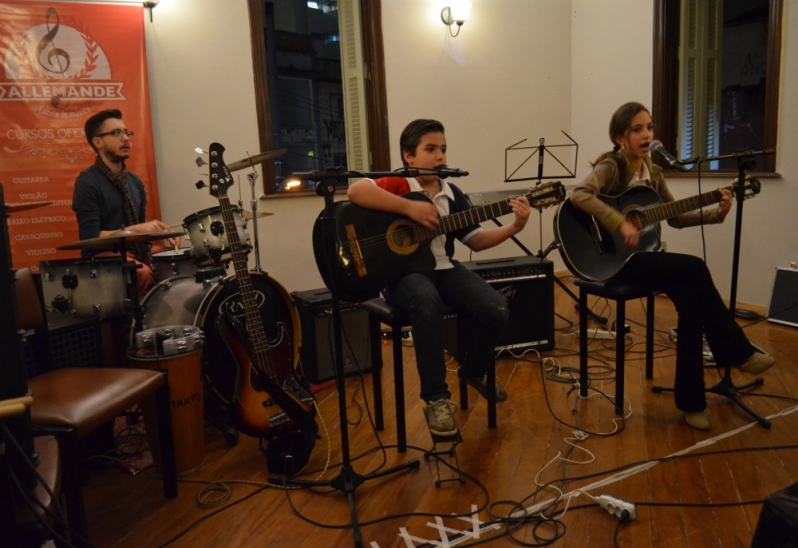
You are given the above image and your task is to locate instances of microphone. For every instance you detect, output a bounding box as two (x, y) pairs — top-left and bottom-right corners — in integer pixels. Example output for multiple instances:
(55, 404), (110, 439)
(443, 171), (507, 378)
(650, 140), (689, 172)
(434, 165), (469, 178)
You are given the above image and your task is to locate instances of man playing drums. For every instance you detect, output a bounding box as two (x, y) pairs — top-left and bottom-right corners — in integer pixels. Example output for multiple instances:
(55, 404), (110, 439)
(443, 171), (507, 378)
(72, 109), (179, 294)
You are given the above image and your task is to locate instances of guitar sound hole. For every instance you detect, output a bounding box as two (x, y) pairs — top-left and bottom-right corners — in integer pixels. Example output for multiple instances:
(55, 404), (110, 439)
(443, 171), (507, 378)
(626, 211), (643, 230)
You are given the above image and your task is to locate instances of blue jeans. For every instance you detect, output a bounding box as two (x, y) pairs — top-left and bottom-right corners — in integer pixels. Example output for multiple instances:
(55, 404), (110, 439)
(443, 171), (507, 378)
(615, 252), (755, 413)
(384, 263), (509, 402)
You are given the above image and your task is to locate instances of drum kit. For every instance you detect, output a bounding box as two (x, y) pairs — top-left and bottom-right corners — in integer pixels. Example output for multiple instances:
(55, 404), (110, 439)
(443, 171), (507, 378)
(33, 149), (296, 451)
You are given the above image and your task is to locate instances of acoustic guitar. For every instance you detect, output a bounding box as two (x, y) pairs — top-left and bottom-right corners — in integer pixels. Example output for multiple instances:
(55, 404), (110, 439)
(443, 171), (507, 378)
(553, 177), (761, 281)
(313, 180), (566, 303)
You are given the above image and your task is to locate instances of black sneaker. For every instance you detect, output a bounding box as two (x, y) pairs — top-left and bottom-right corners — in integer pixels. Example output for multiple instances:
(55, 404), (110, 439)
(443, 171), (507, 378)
(424, 399), (458, 436)
(456, 367), (507, 403)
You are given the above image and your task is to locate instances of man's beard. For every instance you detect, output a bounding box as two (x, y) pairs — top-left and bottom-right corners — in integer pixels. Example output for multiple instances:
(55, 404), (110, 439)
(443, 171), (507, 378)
(102, 148), (128, 165)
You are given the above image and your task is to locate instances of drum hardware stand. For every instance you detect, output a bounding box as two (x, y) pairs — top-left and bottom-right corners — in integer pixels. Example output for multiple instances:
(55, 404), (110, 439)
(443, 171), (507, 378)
(652, 148), (774, 428)
(242, 168), (263, 272)
(275, 168), (431, 548)
(423, 431), (466, 487)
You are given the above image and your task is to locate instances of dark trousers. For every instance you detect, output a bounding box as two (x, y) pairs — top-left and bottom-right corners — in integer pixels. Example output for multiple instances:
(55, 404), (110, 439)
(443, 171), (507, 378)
(384, 263), (509, 402)
(615, 252), (754, 412)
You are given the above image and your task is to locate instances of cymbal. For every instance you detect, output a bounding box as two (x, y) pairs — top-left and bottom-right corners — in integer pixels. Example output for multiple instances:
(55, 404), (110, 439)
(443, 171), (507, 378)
(227, 149), (287, 172)
(6, 201), (53, 213)
(57, 230), (186, 251)
(241, 210), (274, 220)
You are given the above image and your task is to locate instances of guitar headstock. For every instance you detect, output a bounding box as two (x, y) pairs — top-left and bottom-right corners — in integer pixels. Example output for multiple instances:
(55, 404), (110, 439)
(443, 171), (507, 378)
(208, 142), (234, 199)
(527, 181), (567, 210)
(727, 175), (762, 201)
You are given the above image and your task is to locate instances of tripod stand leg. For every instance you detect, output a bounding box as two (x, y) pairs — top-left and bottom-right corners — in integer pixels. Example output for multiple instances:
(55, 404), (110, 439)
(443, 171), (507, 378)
(709, 375), (770, 428)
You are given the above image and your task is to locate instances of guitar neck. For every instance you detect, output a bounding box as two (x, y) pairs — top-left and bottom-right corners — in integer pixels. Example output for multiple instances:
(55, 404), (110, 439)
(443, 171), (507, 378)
(415, 189), (538, 241)
(641, 186), (728, 226)
(217, 196), (270, 357)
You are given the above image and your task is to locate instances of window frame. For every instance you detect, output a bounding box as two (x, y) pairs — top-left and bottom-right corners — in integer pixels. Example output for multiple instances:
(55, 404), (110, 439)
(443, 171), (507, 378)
(652, 0), (782, 176)
(246, 0), (390, 195)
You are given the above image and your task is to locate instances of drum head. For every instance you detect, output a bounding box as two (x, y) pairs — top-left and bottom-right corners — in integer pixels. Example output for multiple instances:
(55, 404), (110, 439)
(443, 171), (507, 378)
(137, 276), (216, 336)
(200, 272), (298, 406)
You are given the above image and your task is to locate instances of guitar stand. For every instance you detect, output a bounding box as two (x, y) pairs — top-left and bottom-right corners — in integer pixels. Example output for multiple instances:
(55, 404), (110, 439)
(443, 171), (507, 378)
(423, 430), (466, 487)
(272, 176), (420, 548)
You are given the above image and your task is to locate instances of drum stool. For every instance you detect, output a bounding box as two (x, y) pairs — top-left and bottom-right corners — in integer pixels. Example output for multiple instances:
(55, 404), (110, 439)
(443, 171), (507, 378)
(359, 297), (497, 453)
(574, 278), (656, 414)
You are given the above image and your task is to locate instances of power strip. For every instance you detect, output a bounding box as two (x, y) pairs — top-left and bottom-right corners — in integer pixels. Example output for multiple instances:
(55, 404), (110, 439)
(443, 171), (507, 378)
(597, 494), (637, 520)
(582, 328), (617, 340)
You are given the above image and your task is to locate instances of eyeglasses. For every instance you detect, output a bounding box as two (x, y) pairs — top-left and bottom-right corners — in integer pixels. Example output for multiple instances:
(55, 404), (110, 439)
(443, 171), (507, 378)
(95, 129), (134, 139)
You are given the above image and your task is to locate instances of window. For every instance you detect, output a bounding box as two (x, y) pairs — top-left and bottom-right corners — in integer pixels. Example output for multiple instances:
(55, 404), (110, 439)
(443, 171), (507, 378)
(246, 0), (389, 194)
(652, 0), (782, 173)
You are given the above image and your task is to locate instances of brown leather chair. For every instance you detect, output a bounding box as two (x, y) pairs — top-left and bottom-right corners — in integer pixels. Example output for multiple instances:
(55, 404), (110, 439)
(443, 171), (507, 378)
(15, 268), (178, 548)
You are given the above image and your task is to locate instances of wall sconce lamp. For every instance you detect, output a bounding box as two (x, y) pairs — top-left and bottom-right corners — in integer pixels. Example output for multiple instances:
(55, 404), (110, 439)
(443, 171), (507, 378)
(441, 3), (472, 37)
(143, 0), (160, 22)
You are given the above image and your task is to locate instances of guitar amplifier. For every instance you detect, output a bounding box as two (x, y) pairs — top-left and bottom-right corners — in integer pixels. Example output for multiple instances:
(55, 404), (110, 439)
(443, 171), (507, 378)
(291, 289), (372, 384)
(768, 265), (798, 328)
(444, 256), (554, 359)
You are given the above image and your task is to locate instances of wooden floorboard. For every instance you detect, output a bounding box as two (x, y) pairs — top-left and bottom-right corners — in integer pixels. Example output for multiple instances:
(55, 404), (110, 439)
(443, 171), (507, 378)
(74, 276), (798, 548)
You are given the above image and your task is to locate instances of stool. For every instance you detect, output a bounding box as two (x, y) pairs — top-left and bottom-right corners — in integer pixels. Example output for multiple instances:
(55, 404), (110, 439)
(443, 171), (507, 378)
(360, 298), (497, 453)
(574, 278), (655, 414)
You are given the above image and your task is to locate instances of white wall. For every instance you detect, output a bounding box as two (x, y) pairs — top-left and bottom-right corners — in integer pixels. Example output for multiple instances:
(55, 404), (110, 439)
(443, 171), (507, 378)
(146, 0), (797, 305)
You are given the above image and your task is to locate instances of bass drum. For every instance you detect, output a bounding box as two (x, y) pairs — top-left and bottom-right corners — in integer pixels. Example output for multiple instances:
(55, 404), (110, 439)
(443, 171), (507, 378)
(135, 272), (301, 407)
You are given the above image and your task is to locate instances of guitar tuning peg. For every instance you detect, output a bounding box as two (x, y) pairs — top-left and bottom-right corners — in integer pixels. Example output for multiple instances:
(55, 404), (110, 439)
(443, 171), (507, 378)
(195, 180), (207, 189)
(195, 157), (207, 168)
(194, 147), (206, 154)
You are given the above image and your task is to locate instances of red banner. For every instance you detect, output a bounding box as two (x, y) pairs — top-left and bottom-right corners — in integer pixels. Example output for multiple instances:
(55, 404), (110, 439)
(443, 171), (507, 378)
(0, 1), (160, 270)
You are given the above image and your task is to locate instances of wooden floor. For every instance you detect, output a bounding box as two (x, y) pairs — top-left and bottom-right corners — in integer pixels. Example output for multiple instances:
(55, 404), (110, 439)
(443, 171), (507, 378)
(81, 275), (798, 548)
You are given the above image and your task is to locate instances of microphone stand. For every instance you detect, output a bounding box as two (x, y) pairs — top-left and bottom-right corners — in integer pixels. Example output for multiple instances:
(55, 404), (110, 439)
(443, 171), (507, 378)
(274, 169), (421, 548)
(653, 148), (774, 428)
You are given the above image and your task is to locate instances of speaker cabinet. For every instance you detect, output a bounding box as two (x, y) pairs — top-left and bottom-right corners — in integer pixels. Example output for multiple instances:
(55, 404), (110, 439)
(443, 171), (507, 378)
(751, 482), (798, 547)
(292, 289), (372, 384)
(768, 266), (798, 328)
(443, 256), (554, 359)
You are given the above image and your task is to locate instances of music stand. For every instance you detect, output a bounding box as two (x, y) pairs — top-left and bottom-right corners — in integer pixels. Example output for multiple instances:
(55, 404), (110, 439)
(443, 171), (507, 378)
(653, 148), (774, 428)
(500, 133), (607, 324)
(273, 170), (421, 548)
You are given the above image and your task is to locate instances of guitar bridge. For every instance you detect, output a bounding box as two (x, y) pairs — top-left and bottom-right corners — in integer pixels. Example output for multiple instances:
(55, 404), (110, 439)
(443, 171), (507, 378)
(589, 216), (605, 255)
(344, 224), (367, 278)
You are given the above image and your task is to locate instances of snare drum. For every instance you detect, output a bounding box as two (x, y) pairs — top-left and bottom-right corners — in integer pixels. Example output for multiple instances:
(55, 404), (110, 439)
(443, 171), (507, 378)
(128, 325), (205, 475)
(183, 206), (251, 266)
(39, 258), (127, 319)
(150, 248), (197, 283)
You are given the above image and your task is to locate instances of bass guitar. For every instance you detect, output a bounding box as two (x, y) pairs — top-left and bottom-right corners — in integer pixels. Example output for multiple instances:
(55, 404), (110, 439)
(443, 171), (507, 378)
(553, 177), (761, 281)
(313, 181), (566, 303)
(206, 143), (316, 462)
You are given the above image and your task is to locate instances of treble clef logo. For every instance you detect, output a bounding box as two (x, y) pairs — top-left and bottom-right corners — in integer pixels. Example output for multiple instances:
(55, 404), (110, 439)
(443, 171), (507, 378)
(36, 7), (71, 108)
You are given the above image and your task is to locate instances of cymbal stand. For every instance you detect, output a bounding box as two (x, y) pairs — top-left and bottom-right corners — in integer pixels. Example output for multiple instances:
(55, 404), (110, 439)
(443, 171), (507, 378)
(243, 168), (263, 272)
(276, 171), (420, 548)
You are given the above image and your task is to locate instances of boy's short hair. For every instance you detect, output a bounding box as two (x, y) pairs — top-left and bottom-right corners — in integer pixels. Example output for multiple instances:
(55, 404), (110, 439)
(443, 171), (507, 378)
(85, 109), (123, 153)
(399, 119), (445, 166)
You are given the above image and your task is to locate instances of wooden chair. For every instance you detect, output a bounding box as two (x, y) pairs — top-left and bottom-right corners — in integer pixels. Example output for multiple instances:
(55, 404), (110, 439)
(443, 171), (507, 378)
(574, 277), (656, 413)
(15, 268), (178, 548)
(359, 297), (497, 452)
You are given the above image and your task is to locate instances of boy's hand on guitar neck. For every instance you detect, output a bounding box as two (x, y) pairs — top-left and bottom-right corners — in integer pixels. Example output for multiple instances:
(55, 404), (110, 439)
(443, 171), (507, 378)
(619, 220), (640, 249)
(509, 197), (531, 231)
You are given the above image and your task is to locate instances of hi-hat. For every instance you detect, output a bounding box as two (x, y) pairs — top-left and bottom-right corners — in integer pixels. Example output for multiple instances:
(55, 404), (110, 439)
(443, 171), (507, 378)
(6, 201), (53, 213)
(57, 230), (185, 251)
(241, 210), (274, 220)
(227, 149), (287, 172)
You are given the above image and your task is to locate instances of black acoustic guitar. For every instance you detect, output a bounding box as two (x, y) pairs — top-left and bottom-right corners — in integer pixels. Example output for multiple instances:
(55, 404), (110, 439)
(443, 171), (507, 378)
(553, 178), (761, 281)
(206, 143), (317, 472)
(313, 181), (566, 303)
